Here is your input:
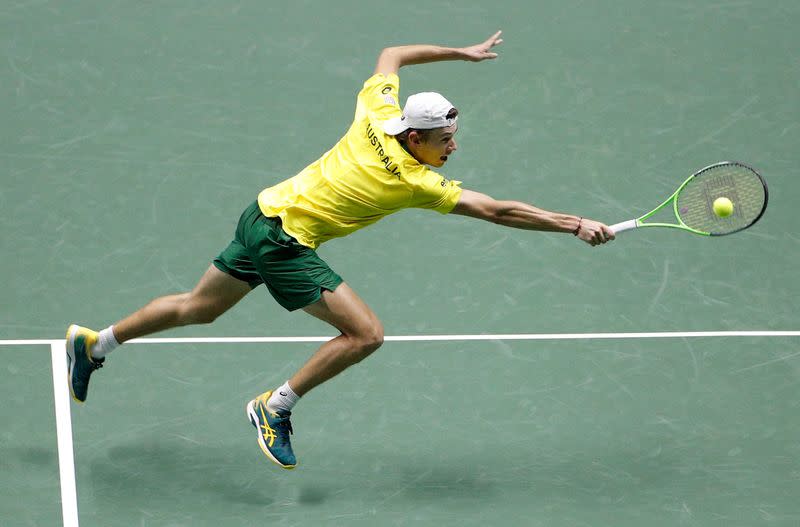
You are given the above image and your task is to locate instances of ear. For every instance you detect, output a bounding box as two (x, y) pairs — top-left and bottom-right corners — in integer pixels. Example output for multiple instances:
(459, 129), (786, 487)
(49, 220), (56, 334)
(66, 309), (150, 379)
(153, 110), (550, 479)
(407, 130), (422, 145)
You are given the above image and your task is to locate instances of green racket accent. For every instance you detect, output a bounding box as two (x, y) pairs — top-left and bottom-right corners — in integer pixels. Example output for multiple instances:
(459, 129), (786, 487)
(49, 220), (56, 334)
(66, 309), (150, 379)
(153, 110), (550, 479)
(611, 161), (768, 236)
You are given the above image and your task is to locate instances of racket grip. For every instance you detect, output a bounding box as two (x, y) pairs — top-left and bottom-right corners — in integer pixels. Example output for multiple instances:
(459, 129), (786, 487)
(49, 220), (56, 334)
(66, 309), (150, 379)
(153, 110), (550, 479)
(609, 219), (638, 234)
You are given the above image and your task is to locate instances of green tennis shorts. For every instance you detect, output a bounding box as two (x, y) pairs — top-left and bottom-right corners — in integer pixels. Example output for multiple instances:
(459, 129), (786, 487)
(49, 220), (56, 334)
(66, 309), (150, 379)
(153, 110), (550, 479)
(213, 201), (343, 311)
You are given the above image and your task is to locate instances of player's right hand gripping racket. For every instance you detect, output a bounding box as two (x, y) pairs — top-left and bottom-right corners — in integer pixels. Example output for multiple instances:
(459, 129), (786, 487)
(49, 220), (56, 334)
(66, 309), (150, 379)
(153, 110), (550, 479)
(610, 161), (769, 236)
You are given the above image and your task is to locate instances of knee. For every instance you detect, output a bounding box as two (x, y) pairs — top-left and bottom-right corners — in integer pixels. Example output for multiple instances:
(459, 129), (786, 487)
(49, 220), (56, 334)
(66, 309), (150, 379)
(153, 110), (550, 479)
(191, 307), (219, 325)
(177, 296), (220, 325)
(350, 322), (384, 361)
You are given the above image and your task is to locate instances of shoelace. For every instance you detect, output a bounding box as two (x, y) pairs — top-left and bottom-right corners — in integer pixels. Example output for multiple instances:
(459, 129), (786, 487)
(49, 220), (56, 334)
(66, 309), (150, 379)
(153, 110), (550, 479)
(259, 398), (294, 437)
(274, 416), (293, 436)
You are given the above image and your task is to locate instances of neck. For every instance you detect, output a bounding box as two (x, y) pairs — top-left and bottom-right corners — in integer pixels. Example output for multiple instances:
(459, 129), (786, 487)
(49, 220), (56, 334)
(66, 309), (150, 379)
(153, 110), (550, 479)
(396, 138), (423, 164)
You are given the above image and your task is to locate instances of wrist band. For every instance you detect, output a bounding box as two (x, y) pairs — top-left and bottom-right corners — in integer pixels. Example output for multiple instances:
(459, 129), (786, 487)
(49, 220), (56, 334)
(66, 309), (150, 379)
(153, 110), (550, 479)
(573, 217), (582, 236)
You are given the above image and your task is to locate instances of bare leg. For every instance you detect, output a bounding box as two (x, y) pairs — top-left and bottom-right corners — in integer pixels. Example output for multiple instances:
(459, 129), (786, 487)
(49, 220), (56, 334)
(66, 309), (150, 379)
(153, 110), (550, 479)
(288, 283), (384, 396)
(113, 265), (252, 343)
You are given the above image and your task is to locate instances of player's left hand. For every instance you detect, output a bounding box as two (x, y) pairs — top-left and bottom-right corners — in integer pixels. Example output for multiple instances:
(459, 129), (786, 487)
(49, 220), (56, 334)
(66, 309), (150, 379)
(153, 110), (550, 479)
(460, 30), (503, 62)
(577, 219), (615, 246)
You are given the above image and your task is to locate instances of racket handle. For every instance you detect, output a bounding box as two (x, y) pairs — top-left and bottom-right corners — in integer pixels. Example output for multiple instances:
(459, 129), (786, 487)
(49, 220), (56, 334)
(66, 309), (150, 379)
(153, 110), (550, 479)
(610, 219), (638, 234)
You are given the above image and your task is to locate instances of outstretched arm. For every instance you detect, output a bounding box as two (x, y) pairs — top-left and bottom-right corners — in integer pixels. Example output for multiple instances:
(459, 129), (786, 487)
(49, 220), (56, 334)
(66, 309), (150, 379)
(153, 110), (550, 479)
(374, 31), (503, 76)
(451, 189), (615, 246)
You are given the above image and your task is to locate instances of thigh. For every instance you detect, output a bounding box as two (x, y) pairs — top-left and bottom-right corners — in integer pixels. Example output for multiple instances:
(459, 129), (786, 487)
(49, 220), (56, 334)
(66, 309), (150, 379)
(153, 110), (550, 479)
(189, 264), (252, 312)
(302, 282), (381, 337)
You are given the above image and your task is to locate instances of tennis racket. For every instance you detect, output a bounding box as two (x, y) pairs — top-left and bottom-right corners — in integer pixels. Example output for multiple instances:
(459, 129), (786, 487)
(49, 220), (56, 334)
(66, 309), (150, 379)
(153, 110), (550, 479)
(610, 161), (768, 236)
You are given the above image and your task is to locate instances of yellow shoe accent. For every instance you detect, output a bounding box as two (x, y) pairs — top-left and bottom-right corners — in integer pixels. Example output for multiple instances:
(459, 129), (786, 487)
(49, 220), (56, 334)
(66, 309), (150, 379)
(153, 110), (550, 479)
(257, 392), (278, 447)
(66, 324), (102, 403)
(66, 324), (99, 362)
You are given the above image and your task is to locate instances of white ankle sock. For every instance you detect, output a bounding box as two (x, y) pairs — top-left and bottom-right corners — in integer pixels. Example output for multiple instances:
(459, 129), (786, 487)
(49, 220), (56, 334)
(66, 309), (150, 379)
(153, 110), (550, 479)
(267, 381), (300, 413)
(92, 326), (120, 359)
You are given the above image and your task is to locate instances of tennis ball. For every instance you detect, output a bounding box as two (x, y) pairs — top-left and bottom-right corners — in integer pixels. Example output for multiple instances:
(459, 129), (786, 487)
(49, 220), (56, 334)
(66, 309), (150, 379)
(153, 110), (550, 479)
(713, 197), (734, 218)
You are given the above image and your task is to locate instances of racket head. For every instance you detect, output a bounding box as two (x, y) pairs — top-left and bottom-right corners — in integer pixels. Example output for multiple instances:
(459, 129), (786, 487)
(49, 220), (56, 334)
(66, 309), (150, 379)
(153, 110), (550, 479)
(674, 161), (768, 236)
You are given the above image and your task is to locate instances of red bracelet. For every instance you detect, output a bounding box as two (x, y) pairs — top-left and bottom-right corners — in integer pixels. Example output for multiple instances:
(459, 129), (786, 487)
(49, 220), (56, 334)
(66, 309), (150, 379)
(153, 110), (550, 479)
(573, 217), (582, 236)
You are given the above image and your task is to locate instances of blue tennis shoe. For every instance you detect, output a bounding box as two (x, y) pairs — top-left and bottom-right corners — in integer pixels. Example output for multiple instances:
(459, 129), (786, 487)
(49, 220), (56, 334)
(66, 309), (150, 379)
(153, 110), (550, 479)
(246, 391), (297, 469)
(66, 324), (104, 403)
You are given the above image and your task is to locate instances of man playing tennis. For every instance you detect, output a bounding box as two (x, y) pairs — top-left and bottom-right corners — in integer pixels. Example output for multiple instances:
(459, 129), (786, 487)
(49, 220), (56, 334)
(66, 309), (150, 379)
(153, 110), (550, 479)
(66, 31), (615, 469)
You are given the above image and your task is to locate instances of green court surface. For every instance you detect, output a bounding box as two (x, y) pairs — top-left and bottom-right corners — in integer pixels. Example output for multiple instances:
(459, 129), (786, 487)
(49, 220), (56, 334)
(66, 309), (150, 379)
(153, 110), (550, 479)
(2, 1), (799, 526)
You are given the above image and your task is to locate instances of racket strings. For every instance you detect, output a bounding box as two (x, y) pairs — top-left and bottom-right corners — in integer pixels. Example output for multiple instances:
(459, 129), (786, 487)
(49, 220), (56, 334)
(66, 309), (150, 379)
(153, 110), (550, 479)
(676, 163), (767, 235)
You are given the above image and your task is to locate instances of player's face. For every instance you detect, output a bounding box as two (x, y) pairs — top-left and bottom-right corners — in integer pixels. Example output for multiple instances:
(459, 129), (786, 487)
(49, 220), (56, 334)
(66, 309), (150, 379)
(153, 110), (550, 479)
(409, 124), (459, 167)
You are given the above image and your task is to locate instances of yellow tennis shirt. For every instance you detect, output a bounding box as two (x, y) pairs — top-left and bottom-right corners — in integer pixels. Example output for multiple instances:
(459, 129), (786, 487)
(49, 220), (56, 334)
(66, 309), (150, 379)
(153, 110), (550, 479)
(257, 73), (463, 249)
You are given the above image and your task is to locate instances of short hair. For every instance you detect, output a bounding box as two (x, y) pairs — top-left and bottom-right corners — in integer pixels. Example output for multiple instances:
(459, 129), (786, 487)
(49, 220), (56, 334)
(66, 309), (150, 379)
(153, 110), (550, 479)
(396, 108), (458, 143)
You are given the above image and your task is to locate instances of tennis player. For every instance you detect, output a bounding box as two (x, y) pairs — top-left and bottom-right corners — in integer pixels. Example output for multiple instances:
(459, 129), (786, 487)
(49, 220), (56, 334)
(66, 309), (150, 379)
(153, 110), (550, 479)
(66, 31), (615, 469)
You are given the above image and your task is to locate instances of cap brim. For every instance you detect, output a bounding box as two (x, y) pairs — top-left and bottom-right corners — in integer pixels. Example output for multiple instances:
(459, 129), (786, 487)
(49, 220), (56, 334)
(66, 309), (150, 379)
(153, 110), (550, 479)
(381, 117), (409, 136)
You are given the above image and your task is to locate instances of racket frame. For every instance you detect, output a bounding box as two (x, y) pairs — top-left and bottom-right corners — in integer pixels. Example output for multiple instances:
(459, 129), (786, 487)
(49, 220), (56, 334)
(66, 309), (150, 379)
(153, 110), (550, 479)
(610, 161), (767, 236)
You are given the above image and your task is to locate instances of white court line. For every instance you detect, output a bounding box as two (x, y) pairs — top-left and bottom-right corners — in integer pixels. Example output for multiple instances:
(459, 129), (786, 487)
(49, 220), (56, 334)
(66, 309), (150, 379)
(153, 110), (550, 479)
(129, 330), (800, 344)
(7, 330), (798, 527)
(2, 331), (800, 347)
(49, 342), (80, 527)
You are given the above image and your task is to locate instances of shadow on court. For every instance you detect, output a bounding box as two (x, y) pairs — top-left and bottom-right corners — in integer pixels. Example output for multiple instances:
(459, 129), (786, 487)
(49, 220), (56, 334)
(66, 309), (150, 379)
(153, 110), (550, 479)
(89, 441), (276, 507)
(317, 446), (682, 504)
(1, 446), (57, 470)
(85, 438), (688, 508)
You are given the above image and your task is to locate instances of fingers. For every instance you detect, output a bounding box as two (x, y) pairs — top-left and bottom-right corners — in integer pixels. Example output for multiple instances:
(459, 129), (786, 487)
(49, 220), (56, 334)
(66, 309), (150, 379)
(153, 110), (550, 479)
(465, 49), (499, 62)
(461, 31), (504, 62)
(483, 30), (503, 50)
(587, 231), (605, 246)
(579, 221), (615, 246)
(487, 30), (503, 46)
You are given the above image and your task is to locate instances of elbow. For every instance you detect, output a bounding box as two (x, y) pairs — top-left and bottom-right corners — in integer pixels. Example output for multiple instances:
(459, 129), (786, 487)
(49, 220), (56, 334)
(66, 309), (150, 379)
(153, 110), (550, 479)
(379, 47), (401, 63)
(453, 192), (508, 224)
(466, 201), (506, 225)
(485, 206), (506, 225)
(375, 47), (403, 74)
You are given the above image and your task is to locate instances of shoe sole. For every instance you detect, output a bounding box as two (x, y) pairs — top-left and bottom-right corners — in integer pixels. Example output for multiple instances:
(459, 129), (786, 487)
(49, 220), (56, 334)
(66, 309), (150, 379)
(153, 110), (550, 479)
(246, 400), (296, 470)
(65, 325), (84, 404)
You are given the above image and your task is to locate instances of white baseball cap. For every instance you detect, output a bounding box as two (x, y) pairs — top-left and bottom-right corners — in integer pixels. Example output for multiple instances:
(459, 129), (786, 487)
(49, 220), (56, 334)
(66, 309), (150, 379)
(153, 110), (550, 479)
(382, 92), (457, 136)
